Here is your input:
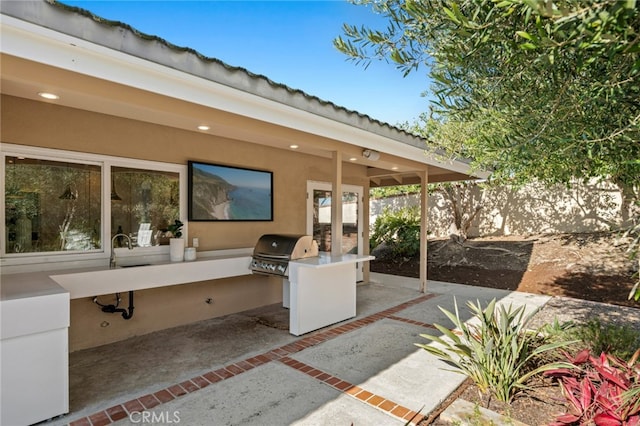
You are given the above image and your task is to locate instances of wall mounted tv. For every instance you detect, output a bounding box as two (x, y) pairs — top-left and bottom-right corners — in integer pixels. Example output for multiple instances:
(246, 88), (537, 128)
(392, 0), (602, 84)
(188, 161), (273, 221)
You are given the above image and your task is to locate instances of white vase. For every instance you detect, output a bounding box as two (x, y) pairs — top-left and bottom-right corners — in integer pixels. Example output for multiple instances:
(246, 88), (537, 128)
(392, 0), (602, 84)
(169, 238), (185, 262)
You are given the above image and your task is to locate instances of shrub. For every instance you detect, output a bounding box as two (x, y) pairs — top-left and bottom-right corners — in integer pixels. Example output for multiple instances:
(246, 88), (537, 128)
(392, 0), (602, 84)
(546, 349), (640, 426)
(535, 319), (581, 364)
(540, 319), (640, 362)
(370, 206), (421, 258)
(573, 319), (640, 361)
(416, 298), (575, 403)
(623, 214), (639, 301)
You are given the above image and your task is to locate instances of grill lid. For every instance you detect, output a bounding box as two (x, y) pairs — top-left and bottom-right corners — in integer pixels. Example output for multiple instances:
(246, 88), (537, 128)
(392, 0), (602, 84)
(253, 234), (318, 260)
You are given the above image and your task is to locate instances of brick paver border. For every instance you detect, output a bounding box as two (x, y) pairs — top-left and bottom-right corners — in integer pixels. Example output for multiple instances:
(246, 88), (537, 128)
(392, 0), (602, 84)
(68, 293), (438, 426)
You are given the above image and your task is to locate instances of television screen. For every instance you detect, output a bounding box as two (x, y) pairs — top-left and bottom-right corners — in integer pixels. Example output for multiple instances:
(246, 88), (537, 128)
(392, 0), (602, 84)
(188, 161), (273, 221)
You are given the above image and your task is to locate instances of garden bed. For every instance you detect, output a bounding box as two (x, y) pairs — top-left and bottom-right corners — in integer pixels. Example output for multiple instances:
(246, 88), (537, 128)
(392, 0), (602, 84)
(370, 232), (639, 425)
(371, 232), (637, 307)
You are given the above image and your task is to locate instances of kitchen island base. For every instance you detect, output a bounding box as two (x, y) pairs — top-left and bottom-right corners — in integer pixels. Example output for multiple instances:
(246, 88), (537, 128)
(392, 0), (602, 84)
(286, 254), (373, 336)
(1, 284), (69, 426)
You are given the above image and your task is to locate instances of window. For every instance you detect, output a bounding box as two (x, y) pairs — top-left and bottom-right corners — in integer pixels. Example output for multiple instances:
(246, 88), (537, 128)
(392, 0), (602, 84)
(2, 145), (185, 264)
(4, 156), (102, 254)
(110, 166), (180, 247)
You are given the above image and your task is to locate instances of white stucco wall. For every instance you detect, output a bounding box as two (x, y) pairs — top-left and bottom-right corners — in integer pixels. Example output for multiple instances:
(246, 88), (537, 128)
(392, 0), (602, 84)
(371, 180), (632, 237)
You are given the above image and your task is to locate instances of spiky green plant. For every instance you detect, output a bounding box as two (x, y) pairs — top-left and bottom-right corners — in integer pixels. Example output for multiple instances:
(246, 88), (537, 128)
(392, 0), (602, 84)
(415, 298), (575, 403)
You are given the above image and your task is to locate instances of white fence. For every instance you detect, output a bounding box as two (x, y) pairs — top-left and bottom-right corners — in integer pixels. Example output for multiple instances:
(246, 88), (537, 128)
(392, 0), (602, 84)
(370, 180), (633, 238)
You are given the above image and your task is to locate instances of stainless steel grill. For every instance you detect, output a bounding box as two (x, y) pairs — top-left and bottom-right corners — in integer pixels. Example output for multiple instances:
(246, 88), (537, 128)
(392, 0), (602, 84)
(250, 234), (319, 277)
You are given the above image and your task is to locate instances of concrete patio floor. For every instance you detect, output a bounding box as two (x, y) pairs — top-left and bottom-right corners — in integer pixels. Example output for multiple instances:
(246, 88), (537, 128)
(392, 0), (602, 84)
(43, 274), (556, 426)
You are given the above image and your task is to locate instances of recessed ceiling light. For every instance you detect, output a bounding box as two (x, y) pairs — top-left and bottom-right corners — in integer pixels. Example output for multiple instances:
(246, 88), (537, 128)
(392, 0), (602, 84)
(289, 144), (299, 149)
(349, 157), (357, 161)
(197, 125), (210, 131)
(391, 166), (399, 170)
(38, 92), (59, 100)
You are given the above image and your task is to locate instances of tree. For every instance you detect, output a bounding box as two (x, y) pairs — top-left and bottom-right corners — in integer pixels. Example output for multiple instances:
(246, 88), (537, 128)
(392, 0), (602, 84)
(436, 181), (486, 242)
(370, 182), (487, 242)
(336, 0), (640, 298)
(335, 0), (639, 192)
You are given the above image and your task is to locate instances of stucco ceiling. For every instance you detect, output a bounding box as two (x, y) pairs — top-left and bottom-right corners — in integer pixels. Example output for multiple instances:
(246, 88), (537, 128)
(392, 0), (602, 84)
(1, 53), (471, 184)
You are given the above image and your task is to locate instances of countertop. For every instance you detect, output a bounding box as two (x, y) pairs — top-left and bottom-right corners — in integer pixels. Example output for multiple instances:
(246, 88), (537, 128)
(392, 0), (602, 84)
(1, 248), (253, 300)
(290, 253), (374, 268)
(1, 271), (69, 301)
(1, 250), (374, 301)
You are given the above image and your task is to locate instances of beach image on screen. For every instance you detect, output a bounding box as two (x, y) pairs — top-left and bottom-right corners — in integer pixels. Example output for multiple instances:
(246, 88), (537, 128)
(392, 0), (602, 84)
(190, 162), (272, 221)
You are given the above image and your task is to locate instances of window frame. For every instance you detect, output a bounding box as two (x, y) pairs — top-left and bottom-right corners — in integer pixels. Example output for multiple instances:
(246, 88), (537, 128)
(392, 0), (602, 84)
(1, 144), (187, 270)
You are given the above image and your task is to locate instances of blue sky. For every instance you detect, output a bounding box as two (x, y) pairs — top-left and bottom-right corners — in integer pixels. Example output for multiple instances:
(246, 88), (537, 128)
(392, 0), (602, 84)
(194, 162), (271, 189)
(60, 1), (433, 126)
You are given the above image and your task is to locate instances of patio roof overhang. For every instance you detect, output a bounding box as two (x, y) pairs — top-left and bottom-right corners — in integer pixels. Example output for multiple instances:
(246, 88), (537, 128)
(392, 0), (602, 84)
(0, 1), (488, 186)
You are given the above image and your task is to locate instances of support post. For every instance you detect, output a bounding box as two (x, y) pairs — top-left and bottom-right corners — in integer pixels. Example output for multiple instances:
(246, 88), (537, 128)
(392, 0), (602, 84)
(420, 169), (429, 293)
(331, 151), (343, 256)
(362, 178), (371, 283)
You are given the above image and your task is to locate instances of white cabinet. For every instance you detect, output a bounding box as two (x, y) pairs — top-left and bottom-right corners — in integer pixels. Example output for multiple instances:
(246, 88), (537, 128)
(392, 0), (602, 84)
(286, 254), (373, 336)
(1, 277), (69, 426)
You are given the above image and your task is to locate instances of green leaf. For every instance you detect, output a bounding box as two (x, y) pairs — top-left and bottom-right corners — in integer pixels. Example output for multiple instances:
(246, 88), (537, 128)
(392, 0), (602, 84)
(442, 7), (460, 24)
(515, 31), (534, 41)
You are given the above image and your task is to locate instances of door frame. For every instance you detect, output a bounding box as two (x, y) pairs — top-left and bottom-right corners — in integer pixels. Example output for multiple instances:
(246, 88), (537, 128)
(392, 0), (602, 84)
(306, 181), (364, 281)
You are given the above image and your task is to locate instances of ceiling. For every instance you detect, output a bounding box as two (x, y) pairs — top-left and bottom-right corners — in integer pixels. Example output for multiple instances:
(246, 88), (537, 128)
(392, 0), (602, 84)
(0, 3), (480, 186)
(1, 54), (471, 186)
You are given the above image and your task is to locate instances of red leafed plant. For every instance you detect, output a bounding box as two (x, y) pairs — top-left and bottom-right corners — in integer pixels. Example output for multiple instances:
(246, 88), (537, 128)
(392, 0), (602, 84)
(545, 348), (640, 426)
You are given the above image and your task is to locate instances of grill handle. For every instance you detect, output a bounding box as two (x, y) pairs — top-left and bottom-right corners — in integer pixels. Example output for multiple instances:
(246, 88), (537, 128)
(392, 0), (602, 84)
(252, 253), (290, 260)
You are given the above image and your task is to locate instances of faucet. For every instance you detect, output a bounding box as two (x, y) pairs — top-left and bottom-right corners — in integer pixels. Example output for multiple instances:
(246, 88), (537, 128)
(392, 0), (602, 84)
(110, 233), (133, 269)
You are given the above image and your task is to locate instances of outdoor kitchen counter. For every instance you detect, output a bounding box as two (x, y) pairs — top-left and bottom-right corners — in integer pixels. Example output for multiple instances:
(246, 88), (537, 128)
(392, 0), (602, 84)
(50, 249), (253, 299)
(285, 253), (374, 336)
(1, 247), (254, 299)
(0, 247), (255, 424)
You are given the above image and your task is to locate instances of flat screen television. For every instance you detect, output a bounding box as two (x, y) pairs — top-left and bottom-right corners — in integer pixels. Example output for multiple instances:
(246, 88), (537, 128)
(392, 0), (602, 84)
(188, 161), (273, 221)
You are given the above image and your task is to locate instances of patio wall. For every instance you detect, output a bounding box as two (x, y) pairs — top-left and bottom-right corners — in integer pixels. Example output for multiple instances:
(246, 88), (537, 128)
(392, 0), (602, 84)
(2, 95), (370, 351)
(371, 180), (631, 238)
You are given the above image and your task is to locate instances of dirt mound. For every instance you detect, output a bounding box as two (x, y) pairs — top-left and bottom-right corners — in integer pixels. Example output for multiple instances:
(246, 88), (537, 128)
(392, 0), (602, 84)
(371, 232), (638, 308)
